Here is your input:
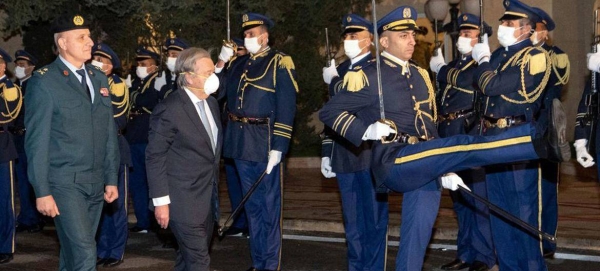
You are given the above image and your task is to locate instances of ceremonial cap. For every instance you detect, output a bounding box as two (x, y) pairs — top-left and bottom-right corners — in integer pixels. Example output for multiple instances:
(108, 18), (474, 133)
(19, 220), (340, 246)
(14, 50), (38, 65)
(458, 13), (493, 37)
(377, 6), (418, 35)
(51, 13), (90, 34)
(165, 38), (190, 52)
(499, 0), (540, 23)
(135, 46), (160, 62)
(0, 48), (11, 63)
(92, 43), (121, 68)
(531, 7), (555, 31)
(233, 38), (245, 49)
(342, 14), (373, 35)
(241, 12), (274, 31)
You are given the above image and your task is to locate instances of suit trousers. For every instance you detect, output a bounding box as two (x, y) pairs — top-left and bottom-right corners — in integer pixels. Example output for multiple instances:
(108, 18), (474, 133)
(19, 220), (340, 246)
(97, 164), (129, 260)
(52, 181), (104, 271)
(170, 214), (214, 271)
(0, 161), (15, 254)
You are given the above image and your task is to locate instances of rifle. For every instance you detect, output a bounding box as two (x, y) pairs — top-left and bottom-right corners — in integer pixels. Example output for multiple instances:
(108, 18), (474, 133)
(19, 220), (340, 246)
(325, 28), (332, 67)
(157, 40), (164, 77)
(475, 0), (484, 134)
(585, 9), (600, 156)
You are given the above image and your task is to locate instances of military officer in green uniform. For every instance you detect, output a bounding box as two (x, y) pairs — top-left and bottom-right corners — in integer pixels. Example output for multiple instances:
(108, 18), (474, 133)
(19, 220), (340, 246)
(25, 13), (119, 270)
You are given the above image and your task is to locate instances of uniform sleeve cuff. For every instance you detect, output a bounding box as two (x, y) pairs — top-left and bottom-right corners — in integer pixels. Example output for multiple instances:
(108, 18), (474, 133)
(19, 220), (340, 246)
(152, 196), (171, 206)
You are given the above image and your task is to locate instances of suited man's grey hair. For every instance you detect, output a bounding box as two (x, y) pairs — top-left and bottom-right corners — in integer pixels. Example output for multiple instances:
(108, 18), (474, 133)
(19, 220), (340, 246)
(176, 47), (210, 88)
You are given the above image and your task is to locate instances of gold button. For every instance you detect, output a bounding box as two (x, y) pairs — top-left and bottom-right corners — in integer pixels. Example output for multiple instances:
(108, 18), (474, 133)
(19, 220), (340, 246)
(445, 103), (449, 106)
(526, 108), (530, 110)
(237, 107), (241, 109)
(503, 54), (506, 57)
(491, 103), (494, 106)
(490, 114), (494, 117)
(407, 75), (410, 78)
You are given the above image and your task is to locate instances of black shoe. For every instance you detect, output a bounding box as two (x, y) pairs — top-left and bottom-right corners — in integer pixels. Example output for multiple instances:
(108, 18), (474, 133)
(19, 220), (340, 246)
(103, 258), (123, 267)
(16, 223), (44, 233)
(97, 258), (108, 265)
(0, 254), (13, 264)
(546, 99), (571, 162)
(246, 268), (257, 271)
(129, 226), (148, 233)
(468, 261), (489, 271)
(225, 227), (247, 237)
(543, 249), (555, 258)
(441, 259), (470, 270)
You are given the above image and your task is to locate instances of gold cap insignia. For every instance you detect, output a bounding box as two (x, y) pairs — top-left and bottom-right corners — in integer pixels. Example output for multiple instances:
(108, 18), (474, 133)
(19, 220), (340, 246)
(243, 14), (249, 22)
(347, 16), (352, 23)
(73, 15), (84, 26)
(170, 39), (175, 44)
(98, 44), (102, 50)
(403, 7), (411, 19)
(463, 14), (468, 21)
(505, 0), (510, 7)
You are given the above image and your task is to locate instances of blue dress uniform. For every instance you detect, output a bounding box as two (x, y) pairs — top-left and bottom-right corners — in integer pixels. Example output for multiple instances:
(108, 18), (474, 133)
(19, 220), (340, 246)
(0, 48), (21, 263)
(92, 44), (131, 264)
(321, 14), (388, 271)
(126, 47), (161, 232)
(159, 38), (189, 100)
(219, 13), (298, 271)
(575, 76), (600, 175)
(531, 7), (570, 256)
(435, 13), (495, 269)
(474, 1), (551, 270)
(319, 6), (556, 271)
(13, 50), (44, 232)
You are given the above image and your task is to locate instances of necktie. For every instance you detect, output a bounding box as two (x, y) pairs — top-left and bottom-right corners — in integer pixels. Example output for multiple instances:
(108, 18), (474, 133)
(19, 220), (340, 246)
(197, 100), (216, 152)
(76, 69), (92, 101)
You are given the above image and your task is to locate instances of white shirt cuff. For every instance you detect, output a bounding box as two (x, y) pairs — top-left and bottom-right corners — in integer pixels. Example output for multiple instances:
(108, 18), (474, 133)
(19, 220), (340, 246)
(152, 196), (171, 206)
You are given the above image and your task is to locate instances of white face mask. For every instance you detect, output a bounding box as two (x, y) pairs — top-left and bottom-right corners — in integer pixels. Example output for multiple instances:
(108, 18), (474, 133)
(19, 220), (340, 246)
(497, 25), (525, 48)
(530, 31), (546, 45)
(91, 60), (105, 71)
(456, 37), (475, 55)
(344, 38), (368, 59)
(136, 66), (150, 79)
(244, 34), (265, 54)
(14, 66), (27, 79)
(166, 57), (177, 72)
(203, 73), (220, 95)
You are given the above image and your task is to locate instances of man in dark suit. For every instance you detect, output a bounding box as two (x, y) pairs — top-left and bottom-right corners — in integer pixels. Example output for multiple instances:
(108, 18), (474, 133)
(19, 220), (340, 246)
(24, 13), (120, 270)
(146, 47), (221, 271)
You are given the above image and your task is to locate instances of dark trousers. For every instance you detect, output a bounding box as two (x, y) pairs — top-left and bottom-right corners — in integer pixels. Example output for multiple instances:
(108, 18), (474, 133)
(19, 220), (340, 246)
(52, 182), (104, 271)
(170, 215), (214, 271)
(337, 170), (388, 271)
(16, 151), (41, 227)
(224, 158), (247, 230)
(395, 180), (441, 271)
(97, 164), (129, 260)
(541, 160), (559, 253)
(235, 159), (282, 271)
(0, 161), (15, 254)
(129, 143), (150, 229)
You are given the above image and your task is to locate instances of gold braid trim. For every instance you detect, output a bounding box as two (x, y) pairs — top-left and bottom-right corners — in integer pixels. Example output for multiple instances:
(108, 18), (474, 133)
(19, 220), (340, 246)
(141, 73), (159, 94)
(551, 52), (570, 85)
(0, 84), (23, 124)
(342, 70), (369, 92)
(109, 77), (130, 118)
(413, 66), (437, 139)
(274, 54), (299, 93)
(499, 48), (551, 104)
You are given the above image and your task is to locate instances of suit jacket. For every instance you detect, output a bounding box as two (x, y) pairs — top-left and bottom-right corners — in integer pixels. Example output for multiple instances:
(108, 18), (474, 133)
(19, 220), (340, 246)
(24, 58), (120, 197)
(146, 89), (222, 225)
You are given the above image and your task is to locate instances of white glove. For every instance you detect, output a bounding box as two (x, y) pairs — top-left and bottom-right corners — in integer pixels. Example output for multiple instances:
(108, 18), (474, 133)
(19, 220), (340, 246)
(266, 150), (283, 174)
(472, 34), (491, 64)
(322, 59), (339, 85)
(574, 139), (595, 168)
(587, 51), (600, 73)
(154, 73), (167, 90)
(218, 45), (235, 63)
(429, 48), (446, 73)
(440, 173), (471, 191)
(321, 157), (336, 178)
(362, 121), (396, 141)
(125, 74), (132, 88)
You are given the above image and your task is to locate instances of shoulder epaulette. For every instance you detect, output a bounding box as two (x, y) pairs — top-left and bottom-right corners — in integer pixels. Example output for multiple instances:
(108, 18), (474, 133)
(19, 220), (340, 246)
(342, 69), (369, 92)
(35, 67), (49, 76)
(525, 48), (548, 76)
(276, 53), (295, 70)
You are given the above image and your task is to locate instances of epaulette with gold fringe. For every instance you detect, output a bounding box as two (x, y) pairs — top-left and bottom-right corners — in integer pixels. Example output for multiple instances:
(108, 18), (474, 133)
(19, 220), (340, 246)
(276, 54), (295, 70)
(551, 51), (570, 85)
(343, 70), (369, 92)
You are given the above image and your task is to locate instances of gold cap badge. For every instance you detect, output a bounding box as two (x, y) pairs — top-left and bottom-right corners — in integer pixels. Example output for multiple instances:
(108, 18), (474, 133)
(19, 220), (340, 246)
(347, 16), (352, 22)
(403, 7), (411, 19)
(243, 14), (249, 22)
(73, 15), (84, 26)
(463, 14), (468, 21)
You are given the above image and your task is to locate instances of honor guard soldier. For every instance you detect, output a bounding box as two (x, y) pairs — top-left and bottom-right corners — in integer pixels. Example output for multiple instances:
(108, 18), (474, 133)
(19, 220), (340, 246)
(91, 43), (130, 267)
(320, 14), (389, 271)
(160, 37), (190, 99)
(530, 7), (570, 259)
(216, 12), (298, 271)
(471, 1), (557, 270)
(127, 47), (161, 234)
(0, 47), (22, 264)
(13, 50), (45, 234)
(25, 13), (119, 270)
(430, 13), (496, 271)
(319, 5), (569, 271)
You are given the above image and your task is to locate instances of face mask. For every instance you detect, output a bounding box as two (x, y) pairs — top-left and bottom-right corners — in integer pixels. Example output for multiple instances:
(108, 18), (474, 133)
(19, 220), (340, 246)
(497, 25), (525, 47)
(531, 31), (546, 45)
(344, 38), (368, 59)
(456, 37), (475, 55)
(203, 73), (220, 95)
(166, 57), (177, 72)
(91, 60), (105, 71)
(136, 66), (150, 79)
(14, 66), (27, 79)
(244, 34), (264, 54)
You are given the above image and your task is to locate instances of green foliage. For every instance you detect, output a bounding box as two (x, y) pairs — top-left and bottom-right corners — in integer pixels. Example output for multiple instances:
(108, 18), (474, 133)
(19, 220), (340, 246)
(2, 0), (379, 157)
